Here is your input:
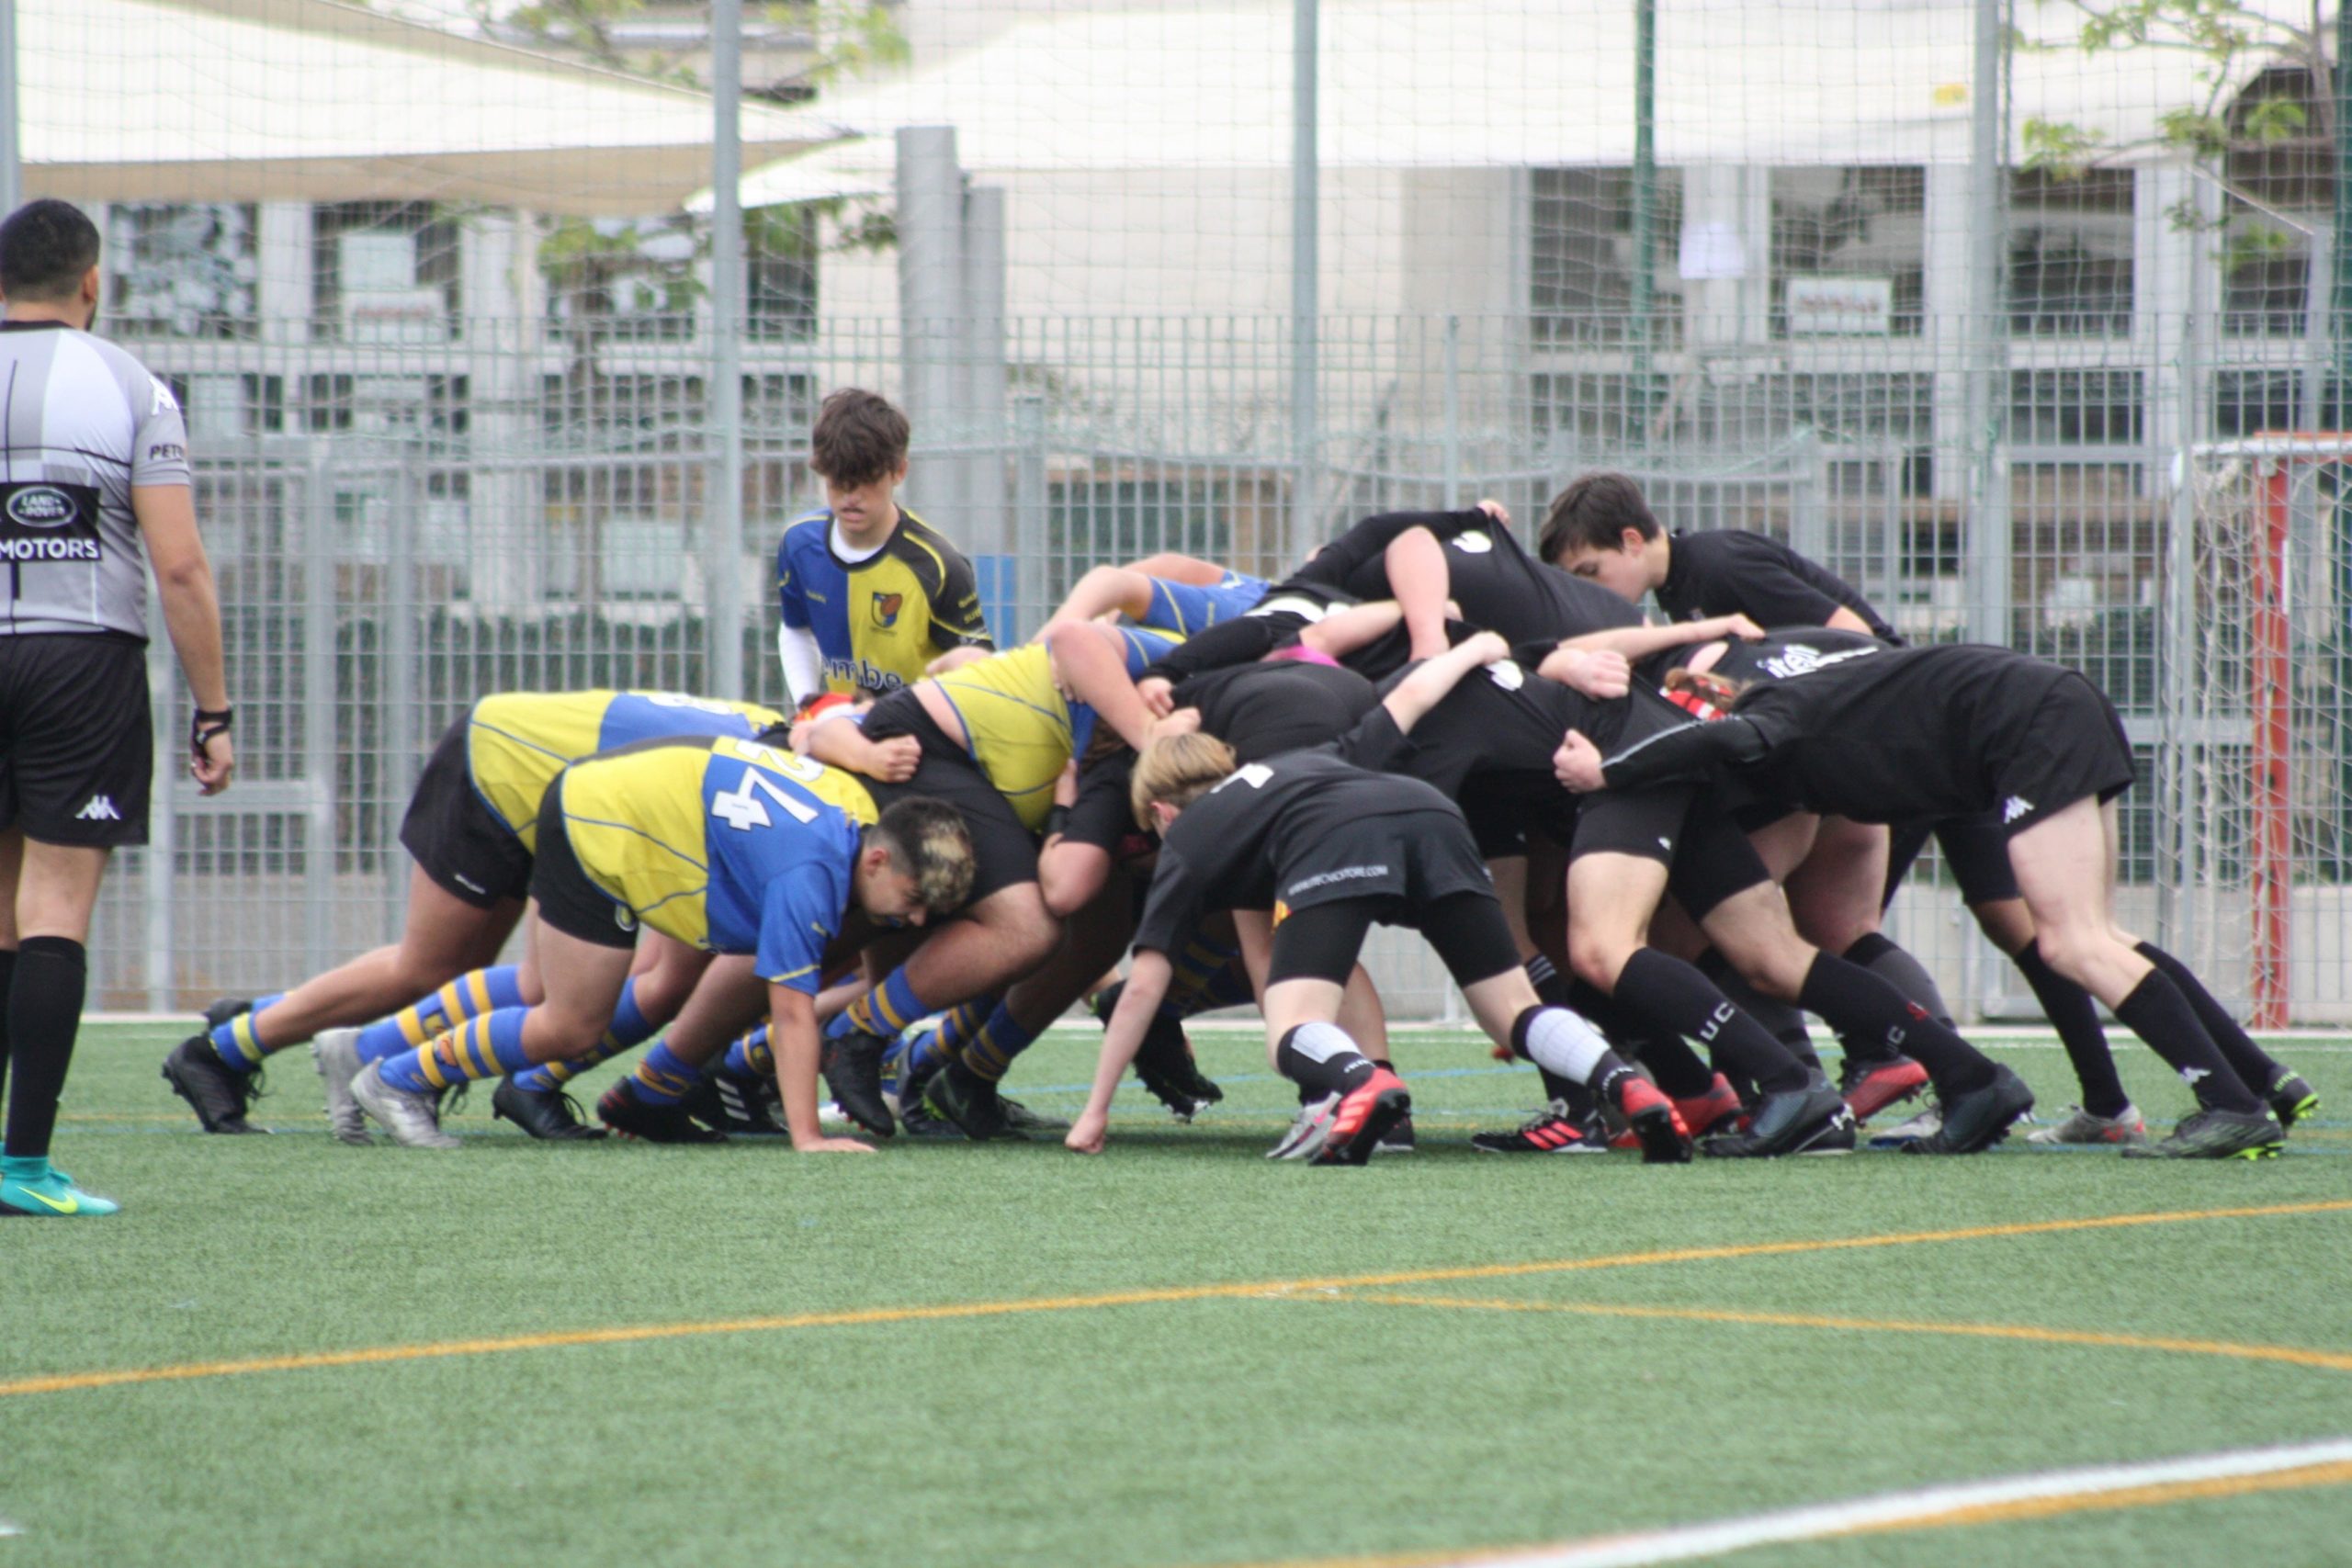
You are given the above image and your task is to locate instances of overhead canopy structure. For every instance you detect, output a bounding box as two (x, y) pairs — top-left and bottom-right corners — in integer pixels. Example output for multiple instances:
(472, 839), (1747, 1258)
(27, 0), (846, 215)
(717, 0), (2307, 207)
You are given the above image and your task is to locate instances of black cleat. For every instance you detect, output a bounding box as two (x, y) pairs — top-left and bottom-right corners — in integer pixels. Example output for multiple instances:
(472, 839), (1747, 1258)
(1902, 1064), (2036, 1155)
(1115, 995), (1224, 1121)
(2267, 1069), (2319, 1131)
(1701, 1072), (1852, 1158)
(924, 1060), (1023, 1141)
(492, 1077), (605, 1141)
(1374, 1113), (1416, 1154)
(162, 1035), (266, 1134)
(595, 1083), (727, 1144)
(201, 997), (256, 1031)
(2121, 1106), (2286, 1160)
(820, 1029), (896, 1138)
(685, 1072), (789, 1138)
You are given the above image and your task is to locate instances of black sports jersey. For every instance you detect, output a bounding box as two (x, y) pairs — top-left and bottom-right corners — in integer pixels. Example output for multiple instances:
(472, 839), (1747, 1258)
(1697, 626), (1889, 683)
(1656, 530), (1898, 643)
(1606, 641), (2081, 823)
(1364, 651), (1621, 797)
(1061, 750), (1155, 859)
(1294, 509), (1642, 646)
(1132, 750), (1464, 954)
(1175, 660), (1380, 761)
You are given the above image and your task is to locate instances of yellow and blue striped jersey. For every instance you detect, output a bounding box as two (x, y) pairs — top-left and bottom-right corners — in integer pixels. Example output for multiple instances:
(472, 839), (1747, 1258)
(776, 508), (992, 696)
(927, 626), (1179, 831)
(557, 735), (879, 989)
(466, 690), (786, 853)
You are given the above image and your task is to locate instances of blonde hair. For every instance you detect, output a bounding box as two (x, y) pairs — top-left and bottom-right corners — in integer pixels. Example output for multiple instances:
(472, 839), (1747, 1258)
(1130, 732), (1239, 829)
(873, 798), (978, 912)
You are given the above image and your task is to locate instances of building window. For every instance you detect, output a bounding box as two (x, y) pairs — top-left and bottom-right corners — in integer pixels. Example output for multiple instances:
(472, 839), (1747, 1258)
(106, 204), (258, 340)
(2009, 168), (2134, 335)
(2010, 370), (2144, 446)
(2222, 65), (2331, 336)
(1770, 166), (1925, 338)
(312, 202), (460, 341)
(543, 217), (699, 342)
(1531, 168), (1685, 348)
(747, 207), (818, 342)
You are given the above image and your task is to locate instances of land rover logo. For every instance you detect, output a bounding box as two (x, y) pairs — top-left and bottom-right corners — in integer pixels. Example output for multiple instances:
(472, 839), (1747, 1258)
(6, 487), (76, 527)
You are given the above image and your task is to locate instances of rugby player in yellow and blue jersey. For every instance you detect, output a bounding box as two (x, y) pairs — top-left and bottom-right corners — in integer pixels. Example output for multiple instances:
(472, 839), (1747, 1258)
(163, 689), (785, 1138)
(775, 389), (991, 702)
(347, 735), (975, 1153)
(1046, 551), (1272, 640)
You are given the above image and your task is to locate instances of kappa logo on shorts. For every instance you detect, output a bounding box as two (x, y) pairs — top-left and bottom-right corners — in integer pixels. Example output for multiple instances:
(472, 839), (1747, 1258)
(2002, 795), (2035, 824)
(615, 905), (638, 933)
(74, 795), (120, 822)
(1450, 530), (1495, 555)
(452, 873), (487, 895)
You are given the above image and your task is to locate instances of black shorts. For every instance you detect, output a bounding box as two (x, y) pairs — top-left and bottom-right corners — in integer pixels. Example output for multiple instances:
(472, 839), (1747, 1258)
(0, 633), (153, 848)
(1666, 805), (1776, 921)
(1882, 812), (2020, 908)
(1276, 806), (1494, 919)
(862, 692), (1038, 901)
(399, 715), (534, 908)
(1269, 888), (1520, 988)
(527, 782), (639, 951)
(1568, 785), (1693, 867)
(1989, 672), (2136, 838)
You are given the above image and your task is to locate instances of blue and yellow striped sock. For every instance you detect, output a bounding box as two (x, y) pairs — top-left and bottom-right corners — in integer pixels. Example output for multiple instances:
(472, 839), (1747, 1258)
(722, 1026), (772, 1079)
(514, 978), (659, 1091)
(355, 966), (526, 1066)
(962, 1003), (1041, 1085)
(933, 999), (990, 1058)
(827, 968), (927, 1042)
(206, 992), (287, 1073)
(1165, 942), (1250, 1020)
(379, 1008), (532, 1094)
(628, 1043), (701, 1106)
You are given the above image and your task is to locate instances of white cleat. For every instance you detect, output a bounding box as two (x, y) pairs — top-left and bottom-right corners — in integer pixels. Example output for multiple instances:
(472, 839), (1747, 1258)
(348, 1059), (461, 1149)
(1266, 1093), (1340, 1161)
(311, 1029), (372, 1146)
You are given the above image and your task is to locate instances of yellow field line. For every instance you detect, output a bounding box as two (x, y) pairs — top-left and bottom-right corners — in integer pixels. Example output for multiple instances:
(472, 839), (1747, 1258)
(3, 1198), (2345, 1400)
(1312, 1292), (2352, 1374)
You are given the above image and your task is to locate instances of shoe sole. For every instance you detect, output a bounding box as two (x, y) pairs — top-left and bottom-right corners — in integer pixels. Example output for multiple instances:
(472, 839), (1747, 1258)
(310, 1035), (373, 1146)
(1628, 1103), (1694, 1165)
(1316, 1088), (1411, 1167)
(161, 1053), (263, 1135)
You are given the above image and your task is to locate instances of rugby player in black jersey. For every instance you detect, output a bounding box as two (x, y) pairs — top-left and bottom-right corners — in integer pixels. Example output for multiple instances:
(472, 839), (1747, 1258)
(1558, 637), (2313, 1158)
(1067, 634), (1693, 1164)
(1538, 470), (2173, 1145)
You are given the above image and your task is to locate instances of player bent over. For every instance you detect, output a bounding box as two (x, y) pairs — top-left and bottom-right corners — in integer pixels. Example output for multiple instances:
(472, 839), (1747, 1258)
(346, 734), (972, 1152)
(1069, 739), (1691, 1163)
(1559, 639), (2312, 1158)
(163, 689), (784, 1137)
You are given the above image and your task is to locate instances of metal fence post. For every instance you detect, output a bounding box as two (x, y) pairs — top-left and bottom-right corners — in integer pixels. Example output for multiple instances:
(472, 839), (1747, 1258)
(707, 0), (747, 701)
(143, 581), (175, 1010)
(1014, 393), (1048, 632)
(386, 445), (421, 941)
(1442, 315), (1462, 509)
(305, 443), (338, 980)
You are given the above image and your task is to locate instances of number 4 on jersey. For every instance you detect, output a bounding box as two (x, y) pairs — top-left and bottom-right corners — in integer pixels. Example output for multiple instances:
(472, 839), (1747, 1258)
(711, 764), (820, 831)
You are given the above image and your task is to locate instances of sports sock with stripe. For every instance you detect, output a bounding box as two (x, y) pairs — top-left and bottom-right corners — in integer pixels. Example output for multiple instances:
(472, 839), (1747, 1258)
(722, 1026), (772, 1079)
(206, 991), (287, 1072)
(626, 1043), (703, 1106)
(829, 967), (927, 1041)
(2014, 938), (2129, 1119)
(961, 1002), (1041, 1084)
(2132, 941), (2287, 1096)
(1273, 1021), (1376, 1100)
(1610, 949), (1809, 1095)
(1796, 953), (1995, 1098)
(379, 1009), (532, 1093)
(514, 978), (660, 1091)
(354, 966), (526, 1066)
(2112, 966), (2263, 1114)
(1700, 948), (1822, 1070)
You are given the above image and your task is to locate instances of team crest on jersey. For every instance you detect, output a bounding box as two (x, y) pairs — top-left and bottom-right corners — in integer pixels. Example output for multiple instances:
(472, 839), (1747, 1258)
(870, 591), (905, 629)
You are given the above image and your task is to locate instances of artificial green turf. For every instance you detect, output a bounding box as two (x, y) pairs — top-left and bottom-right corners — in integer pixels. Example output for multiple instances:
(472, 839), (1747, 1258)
(3, 1022), (2348, 1566)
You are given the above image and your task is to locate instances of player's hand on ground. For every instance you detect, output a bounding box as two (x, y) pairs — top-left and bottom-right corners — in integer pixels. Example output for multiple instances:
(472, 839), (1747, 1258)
(794, 1134), (877, 1155)
(1065, 1110), (1108, 1154)
(1554, 728), (1605, 792)
(192, 733), (234, 795)
(1555, 649), (1631, 700)
(1475, 497), (1511, 526)
(1137, 675), (1176, 717)
(870, 734), (922, 783)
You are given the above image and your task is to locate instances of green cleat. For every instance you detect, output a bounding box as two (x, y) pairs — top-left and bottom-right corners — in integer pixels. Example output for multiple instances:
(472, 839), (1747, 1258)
(0, 1159), (119, 1216)
(2267, 1070), (2319, 1131)
(999, 1096), (1071, 1135)
(2120, 1106), (2285, 1160)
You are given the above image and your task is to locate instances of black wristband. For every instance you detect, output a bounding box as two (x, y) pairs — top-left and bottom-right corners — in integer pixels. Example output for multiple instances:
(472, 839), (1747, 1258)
(1044, 805), (1071, 839)
(191, 706), (233, 757)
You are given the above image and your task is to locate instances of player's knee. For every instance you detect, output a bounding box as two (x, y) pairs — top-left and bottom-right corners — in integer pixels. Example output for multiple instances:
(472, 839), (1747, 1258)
(1566, 929), (1631, 992)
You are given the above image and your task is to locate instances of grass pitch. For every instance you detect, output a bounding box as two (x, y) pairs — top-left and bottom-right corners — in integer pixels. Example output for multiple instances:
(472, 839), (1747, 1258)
(5, 1022), (2349, 1567)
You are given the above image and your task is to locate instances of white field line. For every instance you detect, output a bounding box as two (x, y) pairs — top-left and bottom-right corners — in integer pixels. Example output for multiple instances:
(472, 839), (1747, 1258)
(1443, 1438), (2352, 1568)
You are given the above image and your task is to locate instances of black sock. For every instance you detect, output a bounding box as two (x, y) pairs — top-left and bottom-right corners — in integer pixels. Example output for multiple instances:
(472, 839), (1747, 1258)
(0, 948), (16, 1112)
(1273, 1022), (1375, 1100)
(2133, 942), (2285, 1095)
(1798, 953), (1996, 1098)
(5, 936), (87, 1160)
(2014, 939), (2129, 1118)
(1843, 931), (1953, 1023)
(2112, 968), (2262, 1113)
(1611, 948), (1808, 1095)
(1699, 948), (1821, 1070)
(1523, 953), (1575, 1009)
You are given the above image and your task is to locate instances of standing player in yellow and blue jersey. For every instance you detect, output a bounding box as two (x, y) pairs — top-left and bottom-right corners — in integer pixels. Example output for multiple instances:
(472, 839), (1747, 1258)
(347, 734), (975, 1153)
(162, 689), (785, 1137)
(775, 389), (992, 702)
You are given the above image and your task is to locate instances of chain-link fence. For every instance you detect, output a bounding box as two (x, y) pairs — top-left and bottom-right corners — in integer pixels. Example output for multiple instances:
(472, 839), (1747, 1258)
(32, 0), (2352, 1021)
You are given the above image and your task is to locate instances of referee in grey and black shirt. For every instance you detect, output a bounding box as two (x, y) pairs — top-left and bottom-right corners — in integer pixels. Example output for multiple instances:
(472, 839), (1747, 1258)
(0, 199), (232, 1217)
